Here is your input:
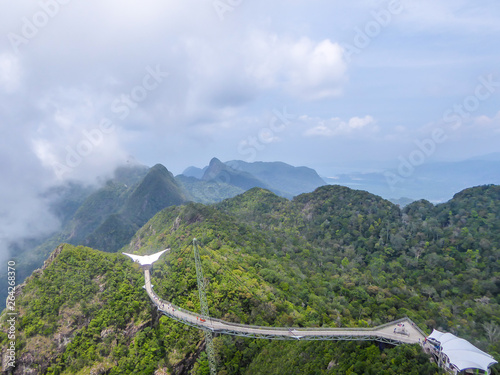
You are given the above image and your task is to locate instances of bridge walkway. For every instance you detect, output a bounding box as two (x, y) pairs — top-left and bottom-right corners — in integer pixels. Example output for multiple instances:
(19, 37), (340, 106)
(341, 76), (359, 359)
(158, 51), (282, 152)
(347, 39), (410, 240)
(144, 268), (426, 345)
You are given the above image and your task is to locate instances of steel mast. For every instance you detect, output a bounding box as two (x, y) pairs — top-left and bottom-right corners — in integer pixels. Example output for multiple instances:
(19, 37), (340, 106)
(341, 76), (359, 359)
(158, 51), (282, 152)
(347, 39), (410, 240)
(193, 238), (217, 375)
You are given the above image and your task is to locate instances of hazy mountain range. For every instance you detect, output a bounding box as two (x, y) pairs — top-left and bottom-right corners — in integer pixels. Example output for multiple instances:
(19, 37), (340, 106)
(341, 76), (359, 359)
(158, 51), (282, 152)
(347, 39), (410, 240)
(0, 159), (327, 308)
(323, 153), (500, 203)
(180, 157), (327, 200)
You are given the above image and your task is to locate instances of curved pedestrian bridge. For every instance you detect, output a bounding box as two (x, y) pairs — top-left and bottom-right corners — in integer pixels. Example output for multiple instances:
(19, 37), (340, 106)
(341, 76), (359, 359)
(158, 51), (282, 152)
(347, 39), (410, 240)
(143, 266), (426, 345)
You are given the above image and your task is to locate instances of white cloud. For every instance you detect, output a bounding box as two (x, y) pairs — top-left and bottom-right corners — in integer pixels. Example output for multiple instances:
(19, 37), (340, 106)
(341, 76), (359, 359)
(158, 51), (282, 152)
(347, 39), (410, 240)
(467, 112), (500, 135)
(303, 115), (377, 137)
(30, 87), (129, 181)
(178, 32), (348, 126)
(474, 111), (500, 127)
(245, 33), (348, 100)
(161, 32), (349, 139)
(0, 101), (62, 264)
(287, 38), (347, 100)
(0, 53), (21, 93)
(348, 115), (375, 129)
(0, 0), (499, 263)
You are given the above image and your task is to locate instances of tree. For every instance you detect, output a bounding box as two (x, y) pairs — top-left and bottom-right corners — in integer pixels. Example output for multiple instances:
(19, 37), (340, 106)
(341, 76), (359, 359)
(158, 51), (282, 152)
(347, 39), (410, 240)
(484, 322), (500, 343)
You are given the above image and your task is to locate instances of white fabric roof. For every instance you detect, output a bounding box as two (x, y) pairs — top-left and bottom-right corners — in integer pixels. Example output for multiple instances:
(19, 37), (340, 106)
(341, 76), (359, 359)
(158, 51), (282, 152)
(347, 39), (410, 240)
(122, 249), (169, 266)
(428, 329), (498, 372)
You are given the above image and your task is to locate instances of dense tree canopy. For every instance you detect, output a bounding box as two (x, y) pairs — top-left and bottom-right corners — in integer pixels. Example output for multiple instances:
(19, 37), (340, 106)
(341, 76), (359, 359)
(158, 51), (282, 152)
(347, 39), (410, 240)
(2, 185), (499, 374)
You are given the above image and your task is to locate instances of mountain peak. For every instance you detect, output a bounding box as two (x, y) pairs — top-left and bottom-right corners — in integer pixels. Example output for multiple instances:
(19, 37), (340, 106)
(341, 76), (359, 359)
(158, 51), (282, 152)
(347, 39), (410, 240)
(123, 164), (185, 221)
(150, 163), (171, 175)
(203, 158), (228, 181)
(209, 157), (223, 166)
(84, 164), (186, 251)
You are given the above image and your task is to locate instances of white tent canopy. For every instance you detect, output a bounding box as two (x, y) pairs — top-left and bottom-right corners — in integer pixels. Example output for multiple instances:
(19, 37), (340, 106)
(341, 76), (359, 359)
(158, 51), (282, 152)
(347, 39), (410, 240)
(122, 249), (170, 266)
(427, 329), (498, 372)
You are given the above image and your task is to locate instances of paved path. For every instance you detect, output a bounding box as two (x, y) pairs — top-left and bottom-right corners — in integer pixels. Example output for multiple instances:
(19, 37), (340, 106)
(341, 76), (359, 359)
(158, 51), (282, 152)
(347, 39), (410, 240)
(144, 268), (426, 344)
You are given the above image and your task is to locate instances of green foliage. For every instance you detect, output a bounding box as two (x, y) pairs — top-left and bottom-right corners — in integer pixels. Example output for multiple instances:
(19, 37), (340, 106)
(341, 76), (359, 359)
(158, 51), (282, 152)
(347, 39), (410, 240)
(2, 184), (499, 374)
(243, 341), (440, 375)
(0, 164), (182, 311)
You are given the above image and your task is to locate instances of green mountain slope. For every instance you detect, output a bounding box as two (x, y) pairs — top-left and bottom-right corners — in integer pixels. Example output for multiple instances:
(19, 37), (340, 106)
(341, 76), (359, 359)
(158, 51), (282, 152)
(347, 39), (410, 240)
(80, 165), (183, 250)
(122, 164), (186, 225)
(65, 180), (133, 244)
(2, 184), (499, 374)
(44, 181), (98, 226)
(0, 166), (149, 310)
(0, 164), (186, 310)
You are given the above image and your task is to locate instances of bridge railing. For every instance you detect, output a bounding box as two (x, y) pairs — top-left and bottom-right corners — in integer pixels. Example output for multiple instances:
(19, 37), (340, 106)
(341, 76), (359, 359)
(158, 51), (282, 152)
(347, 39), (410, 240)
(148, 287), (426, 335)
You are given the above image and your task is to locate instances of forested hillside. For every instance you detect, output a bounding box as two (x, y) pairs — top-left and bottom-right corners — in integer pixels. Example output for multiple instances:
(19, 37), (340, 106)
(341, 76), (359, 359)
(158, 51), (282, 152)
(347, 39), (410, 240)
(0, 165), (150, 310)
(1, 185), (499, 374)
(2, 160), (326, 311)
(0, 165), (183, 310)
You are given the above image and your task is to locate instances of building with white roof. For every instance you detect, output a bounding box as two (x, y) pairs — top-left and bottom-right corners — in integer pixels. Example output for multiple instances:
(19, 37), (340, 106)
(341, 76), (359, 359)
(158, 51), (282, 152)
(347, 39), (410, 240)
(425, 329), (498, 374)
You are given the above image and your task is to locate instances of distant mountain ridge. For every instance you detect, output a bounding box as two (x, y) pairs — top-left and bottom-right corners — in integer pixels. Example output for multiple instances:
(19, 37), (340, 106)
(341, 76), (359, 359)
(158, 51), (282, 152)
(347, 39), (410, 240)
(5, 154), (499, 316)
(84, 164), (186, 251)
(202, 157), (271, 191)
(1, 159), (327, 309)
(226, 160), (327, 197)
(62, 163), (185, 251)
(7, 154), (499, 312)
(324, 157), (500, 203)
(181, 158), (327, 199)
(182, 165), (206, 179)
(0, 164), (185, 308)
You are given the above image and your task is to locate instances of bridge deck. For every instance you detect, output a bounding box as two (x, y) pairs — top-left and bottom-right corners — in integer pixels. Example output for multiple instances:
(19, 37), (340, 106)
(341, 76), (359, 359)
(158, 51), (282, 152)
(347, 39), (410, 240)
(144, 268), (426, 344)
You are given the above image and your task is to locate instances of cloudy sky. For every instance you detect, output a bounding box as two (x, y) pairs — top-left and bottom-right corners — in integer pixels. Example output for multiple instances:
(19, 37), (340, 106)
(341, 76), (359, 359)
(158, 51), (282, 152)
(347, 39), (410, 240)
(1, 0), (500, 258)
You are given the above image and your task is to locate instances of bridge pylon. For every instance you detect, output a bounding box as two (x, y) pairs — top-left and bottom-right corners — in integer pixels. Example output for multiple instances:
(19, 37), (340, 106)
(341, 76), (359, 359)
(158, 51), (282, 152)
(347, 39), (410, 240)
(193, 238), (217, 375)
